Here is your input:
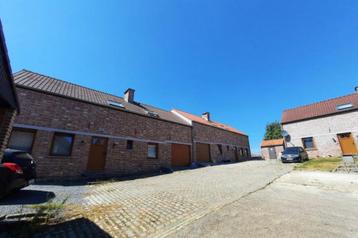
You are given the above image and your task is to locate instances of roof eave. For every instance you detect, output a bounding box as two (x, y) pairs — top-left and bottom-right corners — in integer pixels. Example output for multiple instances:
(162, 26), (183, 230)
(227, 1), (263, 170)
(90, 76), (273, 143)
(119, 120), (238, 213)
(281, 108), (358, 125)
(0, 20), (20, 112)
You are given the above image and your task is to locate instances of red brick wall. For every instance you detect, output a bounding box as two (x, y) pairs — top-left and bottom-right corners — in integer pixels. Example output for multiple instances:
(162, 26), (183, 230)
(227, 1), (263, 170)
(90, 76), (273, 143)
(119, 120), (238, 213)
(14, 88), (192, 179)
(0, 108), (16, 158)
(192, 122), (250, 163)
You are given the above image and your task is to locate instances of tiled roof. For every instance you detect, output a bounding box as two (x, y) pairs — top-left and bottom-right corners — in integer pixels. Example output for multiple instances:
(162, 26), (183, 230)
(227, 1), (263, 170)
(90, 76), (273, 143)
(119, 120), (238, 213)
(172, 109), (247, 136)
(261, 139), (284, 148)
(13, 70), (190, 126)
(282, 93), (358, 124)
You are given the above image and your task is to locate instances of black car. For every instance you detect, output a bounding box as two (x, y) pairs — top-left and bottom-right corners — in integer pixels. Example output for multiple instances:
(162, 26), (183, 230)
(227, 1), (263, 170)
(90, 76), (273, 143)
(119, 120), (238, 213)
(0, 149), (36, 198)
(281, 147), (309, 163)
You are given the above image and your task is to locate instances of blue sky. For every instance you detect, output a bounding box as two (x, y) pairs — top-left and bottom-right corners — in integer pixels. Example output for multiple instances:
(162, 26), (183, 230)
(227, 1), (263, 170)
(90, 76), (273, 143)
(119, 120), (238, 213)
(1, 1), (358, 153)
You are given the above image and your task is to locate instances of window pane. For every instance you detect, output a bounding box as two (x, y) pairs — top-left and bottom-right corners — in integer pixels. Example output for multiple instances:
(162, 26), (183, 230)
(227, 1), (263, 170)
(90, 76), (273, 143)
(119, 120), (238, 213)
(51, 133), (74, 156)
(147, 144), (157, 158)
(8, 130), (35, 152)
(302, 137), (314, 149)
(127, 140), (133, 150)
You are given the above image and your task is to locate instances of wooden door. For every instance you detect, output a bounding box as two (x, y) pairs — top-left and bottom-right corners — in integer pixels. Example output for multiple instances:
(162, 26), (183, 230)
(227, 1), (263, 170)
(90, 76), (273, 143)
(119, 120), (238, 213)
(171, 144), (191, 167)
(196, 143), (211, 162)
(269, 147), (277, 160)
(234, 147), (239, 161)
(87, 137), (108, 171)
(337, 133), (358, 155)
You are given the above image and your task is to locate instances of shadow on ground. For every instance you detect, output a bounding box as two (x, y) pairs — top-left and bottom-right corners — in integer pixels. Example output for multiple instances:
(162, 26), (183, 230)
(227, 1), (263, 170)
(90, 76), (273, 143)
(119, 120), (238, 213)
(0, 217), (112, 238)
(0, 190), (55, 205)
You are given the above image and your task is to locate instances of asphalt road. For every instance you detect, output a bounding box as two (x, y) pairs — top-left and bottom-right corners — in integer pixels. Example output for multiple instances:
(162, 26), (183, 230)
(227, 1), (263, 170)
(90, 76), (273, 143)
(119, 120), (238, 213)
(170, 171), (358, 238)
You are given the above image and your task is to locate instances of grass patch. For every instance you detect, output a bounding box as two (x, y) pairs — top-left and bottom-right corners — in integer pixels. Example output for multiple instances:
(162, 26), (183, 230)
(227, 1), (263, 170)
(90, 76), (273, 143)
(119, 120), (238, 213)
(2, 197), (69, 237)
(295, 157), (342, 172)
(29, 197), (68, 224)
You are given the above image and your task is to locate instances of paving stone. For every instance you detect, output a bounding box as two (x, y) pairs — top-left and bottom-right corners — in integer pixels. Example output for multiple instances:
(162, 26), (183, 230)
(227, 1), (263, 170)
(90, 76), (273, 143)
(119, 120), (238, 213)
(0, 161), (292, 237)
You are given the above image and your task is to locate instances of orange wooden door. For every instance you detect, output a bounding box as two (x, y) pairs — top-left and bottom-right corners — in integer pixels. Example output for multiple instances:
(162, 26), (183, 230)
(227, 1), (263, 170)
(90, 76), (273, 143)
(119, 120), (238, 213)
(171, 144), (191, 167)
(337, 133), (358, 155)
(87, 137), (108, 171)
(196, 143), (211, 162)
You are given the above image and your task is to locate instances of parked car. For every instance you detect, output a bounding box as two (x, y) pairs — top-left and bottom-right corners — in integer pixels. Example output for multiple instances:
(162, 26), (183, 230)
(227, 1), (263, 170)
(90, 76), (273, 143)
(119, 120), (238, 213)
(0, 163), (27, 198)
(281, 147), (308, 163)
(0, 149), (36, 198)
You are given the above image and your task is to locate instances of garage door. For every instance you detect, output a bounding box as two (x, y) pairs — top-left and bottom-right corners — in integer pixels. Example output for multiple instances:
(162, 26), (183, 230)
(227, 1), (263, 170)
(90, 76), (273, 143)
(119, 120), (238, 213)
(196, 143), (211, 162)
(171, 144), (191, 167)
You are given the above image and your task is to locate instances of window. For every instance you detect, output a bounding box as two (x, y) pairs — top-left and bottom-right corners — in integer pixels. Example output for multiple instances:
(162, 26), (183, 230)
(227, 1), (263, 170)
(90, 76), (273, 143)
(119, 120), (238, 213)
(8, 128), (36, 153)
(227, 145), (230, 151)
(217, 144), (223, 154)
(50, 133), (74, 156)
(336, 103), (353, 111)
(108, 100), (125, 108)
(240, 148), (244, 156)
(145, 110), (159, 118)
(127, 140), (133, 150)
(147, 143), (158, 159)
(302, 137), (314, 149)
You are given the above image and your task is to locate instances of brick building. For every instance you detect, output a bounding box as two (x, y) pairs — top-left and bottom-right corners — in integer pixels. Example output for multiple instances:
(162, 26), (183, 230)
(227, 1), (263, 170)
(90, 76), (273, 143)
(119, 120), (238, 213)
(282, 89), (358, 158)
(172, 110), (250, 164)
(260, 139), (284, 160)
(0, 20), (19, 158)
(8, 70), (250, 179)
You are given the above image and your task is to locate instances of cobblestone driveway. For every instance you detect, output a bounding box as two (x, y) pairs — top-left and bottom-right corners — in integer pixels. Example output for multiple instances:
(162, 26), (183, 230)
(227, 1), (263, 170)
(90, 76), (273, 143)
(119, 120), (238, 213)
(1, 161), (293, 237)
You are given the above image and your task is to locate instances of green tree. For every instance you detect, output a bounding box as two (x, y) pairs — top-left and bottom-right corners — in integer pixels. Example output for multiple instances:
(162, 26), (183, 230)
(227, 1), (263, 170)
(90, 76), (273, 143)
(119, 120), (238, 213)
(264, 121), (283, 140)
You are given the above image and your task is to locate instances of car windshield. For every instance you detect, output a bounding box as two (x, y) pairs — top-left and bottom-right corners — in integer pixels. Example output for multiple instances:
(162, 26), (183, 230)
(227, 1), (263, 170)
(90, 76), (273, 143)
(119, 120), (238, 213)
(283, 147), (300, 154)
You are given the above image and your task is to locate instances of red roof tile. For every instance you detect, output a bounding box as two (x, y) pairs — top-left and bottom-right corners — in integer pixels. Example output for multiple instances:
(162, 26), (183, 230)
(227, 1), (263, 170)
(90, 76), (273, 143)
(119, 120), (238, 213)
(282, 93), (358, 124)
(261, 139), (284, 148)
(172, 109), (247, 136)
(13, 70), (191, 126)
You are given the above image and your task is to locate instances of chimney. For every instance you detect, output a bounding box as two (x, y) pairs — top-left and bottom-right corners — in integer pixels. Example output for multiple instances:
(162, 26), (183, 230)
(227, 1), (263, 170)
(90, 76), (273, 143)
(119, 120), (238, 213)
(124, 88), (135, 103)
(202, 112), (210, 121)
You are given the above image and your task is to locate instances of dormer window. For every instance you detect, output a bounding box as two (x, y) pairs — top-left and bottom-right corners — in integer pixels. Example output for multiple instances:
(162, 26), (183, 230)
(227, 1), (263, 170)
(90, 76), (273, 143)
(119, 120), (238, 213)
(108, 100), (125, 108)
(336, 103), (353, 111)
(145, 110), (159, 118)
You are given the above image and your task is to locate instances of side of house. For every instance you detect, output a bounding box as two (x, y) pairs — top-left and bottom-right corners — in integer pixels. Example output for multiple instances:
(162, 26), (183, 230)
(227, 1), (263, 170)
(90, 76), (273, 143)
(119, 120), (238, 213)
(10, 70), (192, 179)
(8, 70), (250, 179)
(0, 20), (18, 158)
(172, 110), (250, 163)
(282, 89), (358, 158)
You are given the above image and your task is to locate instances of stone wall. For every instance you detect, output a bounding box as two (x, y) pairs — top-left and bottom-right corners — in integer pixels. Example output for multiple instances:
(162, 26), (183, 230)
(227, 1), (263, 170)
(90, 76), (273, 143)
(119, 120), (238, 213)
(282, 111), (358, 157)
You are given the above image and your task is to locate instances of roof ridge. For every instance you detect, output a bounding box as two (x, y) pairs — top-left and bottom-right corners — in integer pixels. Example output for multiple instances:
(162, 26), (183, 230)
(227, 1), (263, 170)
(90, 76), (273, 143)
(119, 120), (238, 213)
(173, 109), (220, 124)
(283, 92), (358, 112)
(173, 109), (247, 135)
(17, 69), (125, 101)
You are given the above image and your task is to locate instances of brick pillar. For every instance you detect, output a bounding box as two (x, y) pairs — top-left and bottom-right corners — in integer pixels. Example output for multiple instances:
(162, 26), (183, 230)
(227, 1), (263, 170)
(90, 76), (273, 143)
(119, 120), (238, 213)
(0, 107), (16, 158)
